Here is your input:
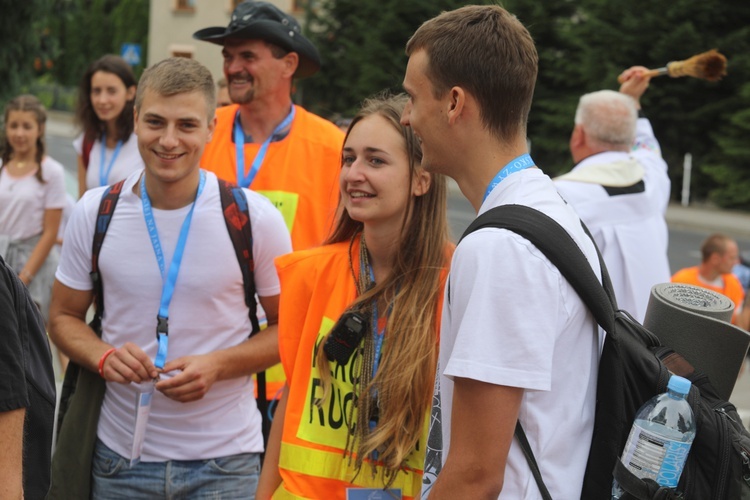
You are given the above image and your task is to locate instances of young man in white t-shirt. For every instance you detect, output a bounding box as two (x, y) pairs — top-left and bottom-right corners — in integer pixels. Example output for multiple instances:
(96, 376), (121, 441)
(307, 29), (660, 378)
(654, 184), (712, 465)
(401, 6), (602, 499)
(49, 57), (291, 498)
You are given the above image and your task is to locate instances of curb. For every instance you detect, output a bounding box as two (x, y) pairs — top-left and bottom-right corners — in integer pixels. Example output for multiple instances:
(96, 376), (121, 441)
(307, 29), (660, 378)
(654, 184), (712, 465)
(665, 203), (750, 239)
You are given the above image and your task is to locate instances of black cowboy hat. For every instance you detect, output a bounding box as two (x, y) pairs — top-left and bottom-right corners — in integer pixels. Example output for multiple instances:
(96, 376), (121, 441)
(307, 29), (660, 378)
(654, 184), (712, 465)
(193, 1), (321, 78)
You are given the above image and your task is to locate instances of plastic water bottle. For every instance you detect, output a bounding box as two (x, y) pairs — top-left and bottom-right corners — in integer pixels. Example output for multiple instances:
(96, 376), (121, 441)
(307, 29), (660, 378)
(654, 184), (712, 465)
(612, 375), (696, 499)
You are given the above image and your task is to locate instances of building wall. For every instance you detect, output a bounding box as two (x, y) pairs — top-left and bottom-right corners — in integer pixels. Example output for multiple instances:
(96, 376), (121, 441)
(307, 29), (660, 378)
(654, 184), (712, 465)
(148, 0), (301, 82)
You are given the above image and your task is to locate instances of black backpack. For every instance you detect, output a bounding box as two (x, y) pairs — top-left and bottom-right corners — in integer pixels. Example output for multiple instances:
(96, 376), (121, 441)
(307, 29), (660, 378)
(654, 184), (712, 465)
(461, 204), (750, 500)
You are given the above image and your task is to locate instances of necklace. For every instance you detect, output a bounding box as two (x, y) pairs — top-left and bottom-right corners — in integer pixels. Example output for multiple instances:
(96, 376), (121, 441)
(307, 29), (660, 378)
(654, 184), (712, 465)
(11, 159), (35, 171)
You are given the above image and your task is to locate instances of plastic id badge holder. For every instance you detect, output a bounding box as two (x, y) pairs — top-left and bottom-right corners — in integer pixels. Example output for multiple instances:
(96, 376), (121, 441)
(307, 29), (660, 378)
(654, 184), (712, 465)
(130, 380), (156, 466)
(346, 489), (402, 499)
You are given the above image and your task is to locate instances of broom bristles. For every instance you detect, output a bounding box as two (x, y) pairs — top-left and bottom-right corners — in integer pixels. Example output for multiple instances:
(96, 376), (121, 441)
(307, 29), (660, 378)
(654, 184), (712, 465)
(666, 49), (727, 81)
(619, 49), (728, 83)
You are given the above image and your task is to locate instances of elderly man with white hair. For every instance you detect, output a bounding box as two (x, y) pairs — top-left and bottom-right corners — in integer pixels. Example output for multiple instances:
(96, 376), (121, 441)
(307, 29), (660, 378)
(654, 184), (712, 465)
(555, 66), (671, 321)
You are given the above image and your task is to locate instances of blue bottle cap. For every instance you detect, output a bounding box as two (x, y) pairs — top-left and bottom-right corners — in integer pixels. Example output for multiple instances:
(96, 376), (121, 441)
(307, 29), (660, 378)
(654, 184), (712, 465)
(668, 375), (692, 395)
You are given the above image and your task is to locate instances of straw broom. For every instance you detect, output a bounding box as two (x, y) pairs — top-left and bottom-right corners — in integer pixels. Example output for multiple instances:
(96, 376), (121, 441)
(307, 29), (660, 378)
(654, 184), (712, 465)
(617, 49), (727, 83)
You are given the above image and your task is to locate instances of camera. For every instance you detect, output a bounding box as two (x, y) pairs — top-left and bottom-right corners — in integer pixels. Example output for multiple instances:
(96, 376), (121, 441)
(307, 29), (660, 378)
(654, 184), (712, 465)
(323, 311), (369, 365)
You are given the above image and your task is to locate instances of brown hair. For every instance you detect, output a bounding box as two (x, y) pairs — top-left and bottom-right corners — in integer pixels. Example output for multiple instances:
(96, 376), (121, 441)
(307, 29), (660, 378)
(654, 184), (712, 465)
(317, 93), (449, 485)
(75, 55), (137, 144)
(136, 57), (216, 122)
(406, 5), (538, 142)
(701, 233), (733, 262)
(1, 94), (47, 183)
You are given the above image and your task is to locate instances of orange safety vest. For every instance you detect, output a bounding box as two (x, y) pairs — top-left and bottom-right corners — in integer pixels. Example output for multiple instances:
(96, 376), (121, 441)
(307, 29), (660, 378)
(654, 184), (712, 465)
(274, 241), (449, 499)
(201, 104), (344, 400)
(200, 103), (344, 251)
(671, 266), (745, 323)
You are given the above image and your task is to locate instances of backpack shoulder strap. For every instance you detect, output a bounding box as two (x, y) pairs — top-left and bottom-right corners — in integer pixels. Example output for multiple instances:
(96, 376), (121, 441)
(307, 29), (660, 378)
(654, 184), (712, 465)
(216, 179), (269, 434)
(459, 203), (617, 333)
(82, 134), (95, 170)
(217, 178), (261, 335)
(90, 179), (125, 336)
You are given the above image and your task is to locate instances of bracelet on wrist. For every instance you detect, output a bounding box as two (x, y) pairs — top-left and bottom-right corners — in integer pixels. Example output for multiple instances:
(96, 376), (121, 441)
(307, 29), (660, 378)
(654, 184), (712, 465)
(98, 348), (116, 378)
(19, 270), (34, 282)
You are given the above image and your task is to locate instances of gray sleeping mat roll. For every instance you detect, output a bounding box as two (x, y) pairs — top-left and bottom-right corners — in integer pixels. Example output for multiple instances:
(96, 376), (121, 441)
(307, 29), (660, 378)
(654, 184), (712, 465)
(643, 283), (749, 400)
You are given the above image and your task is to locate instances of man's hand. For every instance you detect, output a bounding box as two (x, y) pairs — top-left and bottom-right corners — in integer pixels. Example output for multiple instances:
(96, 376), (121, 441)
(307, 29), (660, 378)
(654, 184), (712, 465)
(101, 342), (159, 384)
(618, 66), (651, 109)
(155, 353), (221, 403)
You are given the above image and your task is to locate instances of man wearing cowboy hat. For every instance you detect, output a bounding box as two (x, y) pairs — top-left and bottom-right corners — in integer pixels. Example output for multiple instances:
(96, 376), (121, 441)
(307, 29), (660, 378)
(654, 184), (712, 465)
(195, 1), (344, 252)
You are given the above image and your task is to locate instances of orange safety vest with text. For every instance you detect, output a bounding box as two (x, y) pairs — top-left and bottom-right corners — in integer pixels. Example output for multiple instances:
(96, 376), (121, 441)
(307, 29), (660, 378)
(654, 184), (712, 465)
(273, 241), (449, 499)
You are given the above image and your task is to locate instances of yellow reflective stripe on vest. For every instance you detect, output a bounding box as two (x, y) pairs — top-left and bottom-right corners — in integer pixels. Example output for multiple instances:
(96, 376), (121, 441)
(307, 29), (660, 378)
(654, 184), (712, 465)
(278, 441), (422, 498)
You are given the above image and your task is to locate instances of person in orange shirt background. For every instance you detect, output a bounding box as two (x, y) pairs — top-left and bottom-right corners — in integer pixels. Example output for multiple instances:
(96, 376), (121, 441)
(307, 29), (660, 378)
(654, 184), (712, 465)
(256, 93), (452, 499)
(672, 233), (745, 324)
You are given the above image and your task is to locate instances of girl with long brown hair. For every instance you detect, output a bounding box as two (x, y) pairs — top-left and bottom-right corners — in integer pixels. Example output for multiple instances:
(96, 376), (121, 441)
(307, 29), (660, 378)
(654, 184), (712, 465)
(74, 54), (143, 197)
(257, 93), (451, 499)
(0, 94), (67, 322)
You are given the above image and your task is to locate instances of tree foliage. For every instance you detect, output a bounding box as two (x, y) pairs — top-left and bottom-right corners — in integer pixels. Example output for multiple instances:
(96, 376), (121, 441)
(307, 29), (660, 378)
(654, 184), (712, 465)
(0, 0), (51, 104)
(301, 0), (750, 208)
(47, 0), (149, 87)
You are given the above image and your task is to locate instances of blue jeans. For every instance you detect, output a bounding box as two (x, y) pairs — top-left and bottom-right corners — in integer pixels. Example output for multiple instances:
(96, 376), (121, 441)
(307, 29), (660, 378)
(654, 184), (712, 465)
(91, 439), (260, 499)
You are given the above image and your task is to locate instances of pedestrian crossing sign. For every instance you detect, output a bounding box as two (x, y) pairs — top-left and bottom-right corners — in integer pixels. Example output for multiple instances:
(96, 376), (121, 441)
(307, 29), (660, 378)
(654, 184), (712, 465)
(121, 44), (142, 66)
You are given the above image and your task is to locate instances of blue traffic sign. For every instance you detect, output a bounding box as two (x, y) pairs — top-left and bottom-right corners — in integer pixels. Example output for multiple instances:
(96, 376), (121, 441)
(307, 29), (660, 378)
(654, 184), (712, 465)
(121, 43), (142, 66)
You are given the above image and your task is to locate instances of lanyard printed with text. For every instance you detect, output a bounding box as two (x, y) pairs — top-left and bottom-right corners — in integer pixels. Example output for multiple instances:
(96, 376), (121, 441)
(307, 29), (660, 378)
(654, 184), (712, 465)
(140, 170), (206, 369)
(363, 261), (387, 458)
(99, 133), (123, 187)
(482, 153), (535, 203)
(234, 106), (296, 188)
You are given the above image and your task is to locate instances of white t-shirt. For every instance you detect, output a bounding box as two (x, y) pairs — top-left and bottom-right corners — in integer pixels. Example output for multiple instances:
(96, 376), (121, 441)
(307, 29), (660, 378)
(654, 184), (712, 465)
(555, 118), (671, 321)
(56, 169), (292, 461)
(436, 168), (602, 499)
(73, 132), (144, 191)
(0, 157), (67, 241)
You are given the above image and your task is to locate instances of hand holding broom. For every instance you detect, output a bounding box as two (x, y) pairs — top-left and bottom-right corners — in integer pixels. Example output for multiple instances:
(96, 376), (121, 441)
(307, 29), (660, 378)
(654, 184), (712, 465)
(617, 49), (727, 83)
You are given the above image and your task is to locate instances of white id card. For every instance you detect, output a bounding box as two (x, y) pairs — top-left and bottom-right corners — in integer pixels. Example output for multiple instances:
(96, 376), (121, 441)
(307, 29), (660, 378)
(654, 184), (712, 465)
(346, 488), (402, 499)
(130, 380), (156, 466)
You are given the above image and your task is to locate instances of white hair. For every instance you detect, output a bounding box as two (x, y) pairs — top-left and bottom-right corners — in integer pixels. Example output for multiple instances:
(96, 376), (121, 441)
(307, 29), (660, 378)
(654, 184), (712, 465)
(574, 90), (637, 149)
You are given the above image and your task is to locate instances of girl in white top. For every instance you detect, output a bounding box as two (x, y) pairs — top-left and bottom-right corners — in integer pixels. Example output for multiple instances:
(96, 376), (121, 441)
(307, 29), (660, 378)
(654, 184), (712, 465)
(0, 94), (67, 322)
(74, 55), (144, 197)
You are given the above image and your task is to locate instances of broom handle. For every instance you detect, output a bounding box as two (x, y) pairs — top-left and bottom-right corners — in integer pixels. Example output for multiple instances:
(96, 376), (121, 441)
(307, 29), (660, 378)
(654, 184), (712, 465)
(644, 67), (669, 78)
(617, 67), (668, 83)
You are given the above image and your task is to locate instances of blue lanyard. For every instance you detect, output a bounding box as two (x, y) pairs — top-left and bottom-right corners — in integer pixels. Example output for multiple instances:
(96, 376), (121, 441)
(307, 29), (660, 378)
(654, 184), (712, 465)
(140, 170), (206, 369)
(233, 106), (296, 188)
(482, 153), (535, 202)
(99, 133), (123, 187)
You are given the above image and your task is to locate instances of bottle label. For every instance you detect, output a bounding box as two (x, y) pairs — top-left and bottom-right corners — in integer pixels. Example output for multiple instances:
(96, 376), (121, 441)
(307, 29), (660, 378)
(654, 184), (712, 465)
(620, 424), (692, 487)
